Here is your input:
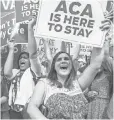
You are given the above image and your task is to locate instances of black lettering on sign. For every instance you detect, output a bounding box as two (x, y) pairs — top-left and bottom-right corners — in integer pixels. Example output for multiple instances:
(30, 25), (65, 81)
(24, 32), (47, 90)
(55, 1), (93, 18)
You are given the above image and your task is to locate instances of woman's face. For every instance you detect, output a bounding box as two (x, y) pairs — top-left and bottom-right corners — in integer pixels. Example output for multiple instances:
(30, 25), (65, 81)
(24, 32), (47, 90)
(55, 53), (72, 77)
(19, 53), (30, 71)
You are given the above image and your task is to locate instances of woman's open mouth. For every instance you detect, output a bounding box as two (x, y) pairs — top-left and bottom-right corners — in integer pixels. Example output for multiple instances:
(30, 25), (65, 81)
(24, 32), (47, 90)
(60, 64), (68, 70)
(20, 62), (25, 67)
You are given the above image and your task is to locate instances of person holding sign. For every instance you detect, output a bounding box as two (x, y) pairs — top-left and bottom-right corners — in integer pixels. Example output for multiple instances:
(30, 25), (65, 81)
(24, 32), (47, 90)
(28, 16), (75, 77)
(87, 18), (113, 119)
(41, 39), (53, 76)
(28, 16), (51, 77)
(27, 16), (110, 119)
(3, 39), (42, 119)
(87, 42), (113, 119)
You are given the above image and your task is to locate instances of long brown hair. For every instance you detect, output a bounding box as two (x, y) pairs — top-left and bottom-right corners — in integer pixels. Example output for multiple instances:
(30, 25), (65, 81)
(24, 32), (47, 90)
(48, 51), (76, 89)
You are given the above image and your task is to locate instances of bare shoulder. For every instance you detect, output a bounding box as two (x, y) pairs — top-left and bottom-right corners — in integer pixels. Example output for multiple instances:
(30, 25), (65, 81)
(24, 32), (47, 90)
(35, 77), (49, 88)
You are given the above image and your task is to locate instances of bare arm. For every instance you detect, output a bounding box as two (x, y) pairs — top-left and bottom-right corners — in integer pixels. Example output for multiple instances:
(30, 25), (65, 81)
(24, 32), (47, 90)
(72, 44), (80, 61)
(78, 46), (105, 91)
(78, 18), (113, 91)
(28, 16), (41, 76)
(4, 40), (15, 79)
(100, 19), (113, 74)
(27, 80), (47, 119)
(102, 39), (113, 74)
(28, 19), (37, 59)
(43, 39), (53, 74)
(61, 41), (67, 52)
(44, 39), (52, 62)
(72, 44), (80, 73)
(43, 39), (52, 64)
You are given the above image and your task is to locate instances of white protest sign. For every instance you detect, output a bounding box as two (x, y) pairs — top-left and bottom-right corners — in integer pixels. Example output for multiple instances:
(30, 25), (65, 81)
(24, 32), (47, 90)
(35, 37), (60, 61)
(0, 12), (16, 46)
(79, 45), (92, 56)
(35, 0), (105, 47)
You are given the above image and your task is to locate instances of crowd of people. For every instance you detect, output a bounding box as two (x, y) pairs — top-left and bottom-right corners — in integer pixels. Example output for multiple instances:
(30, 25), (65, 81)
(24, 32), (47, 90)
(0, 12), (113, 119)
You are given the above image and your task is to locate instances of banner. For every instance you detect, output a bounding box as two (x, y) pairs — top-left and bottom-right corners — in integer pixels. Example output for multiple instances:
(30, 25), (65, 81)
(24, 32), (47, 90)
(1, 0), (15, 17)
(0, 13), (28, 46)
(35, 0), (105, 47)
(14, 23), (28, 43)
(15, 0), (39, 22)
(80, 45), (92, 56)
(36, 38), (93, 61)
(0, 12), (16, 46)
(35, 37), (60, 62)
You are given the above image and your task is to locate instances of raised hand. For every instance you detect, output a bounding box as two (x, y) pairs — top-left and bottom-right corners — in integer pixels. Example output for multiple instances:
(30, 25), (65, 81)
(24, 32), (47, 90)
(7, 39), (15, 50)
(99, 19), (112, 31)
(104, 8), (114, 20)
(99, 17), (113, 48)
(28, 15), (37, 28)
(10, 23), (20, 39)
(105, 24), (113, 42)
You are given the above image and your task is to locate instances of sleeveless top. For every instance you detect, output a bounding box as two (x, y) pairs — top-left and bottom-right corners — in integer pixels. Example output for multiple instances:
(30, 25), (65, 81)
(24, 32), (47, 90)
(90, 71), (112, 99)
(41, 78), (88, 119)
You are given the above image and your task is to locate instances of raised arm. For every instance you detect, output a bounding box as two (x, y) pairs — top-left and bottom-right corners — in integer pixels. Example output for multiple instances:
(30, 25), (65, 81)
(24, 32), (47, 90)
(43, 39), (53, 64)
(78, 17), (113, 91)
(28, 16), (41, 76)
(28, 16), (38, 58)
(72, 44), (80, 61)
(42, 39), (53, 74)
(4, 40), (15, 79)
(61, 41), (67, 52)
(102, 30), (113, 74)
(100, 18), (113, 73)
(78, 46), (105, 91)
(27, 80), (47, 119)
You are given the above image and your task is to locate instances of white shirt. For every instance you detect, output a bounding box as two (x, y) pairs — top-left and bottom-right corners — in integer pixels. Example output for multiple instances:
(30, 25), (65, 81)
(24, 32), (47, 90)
(8, 68), (35, 106)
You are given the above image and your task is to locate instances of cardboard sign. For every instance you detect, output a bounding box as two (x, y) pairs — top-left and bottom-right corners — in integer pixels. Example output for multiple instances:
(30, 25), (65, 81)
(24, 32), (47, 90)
(0, 12), (16, 46)
(35, 0), (105, 47)
(15, 0), (39, 22)
(14, 23), (28, 44)
(0, 13), (28, 46)
(80, 45), (92, 56)
(35, 37), (60, 62)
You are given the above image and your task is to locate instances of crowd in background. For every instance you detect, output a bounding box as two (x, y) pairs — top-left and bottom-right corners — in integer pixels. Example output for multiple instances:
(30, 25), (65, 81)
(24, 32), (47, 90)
(0, 9), (113, 120)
